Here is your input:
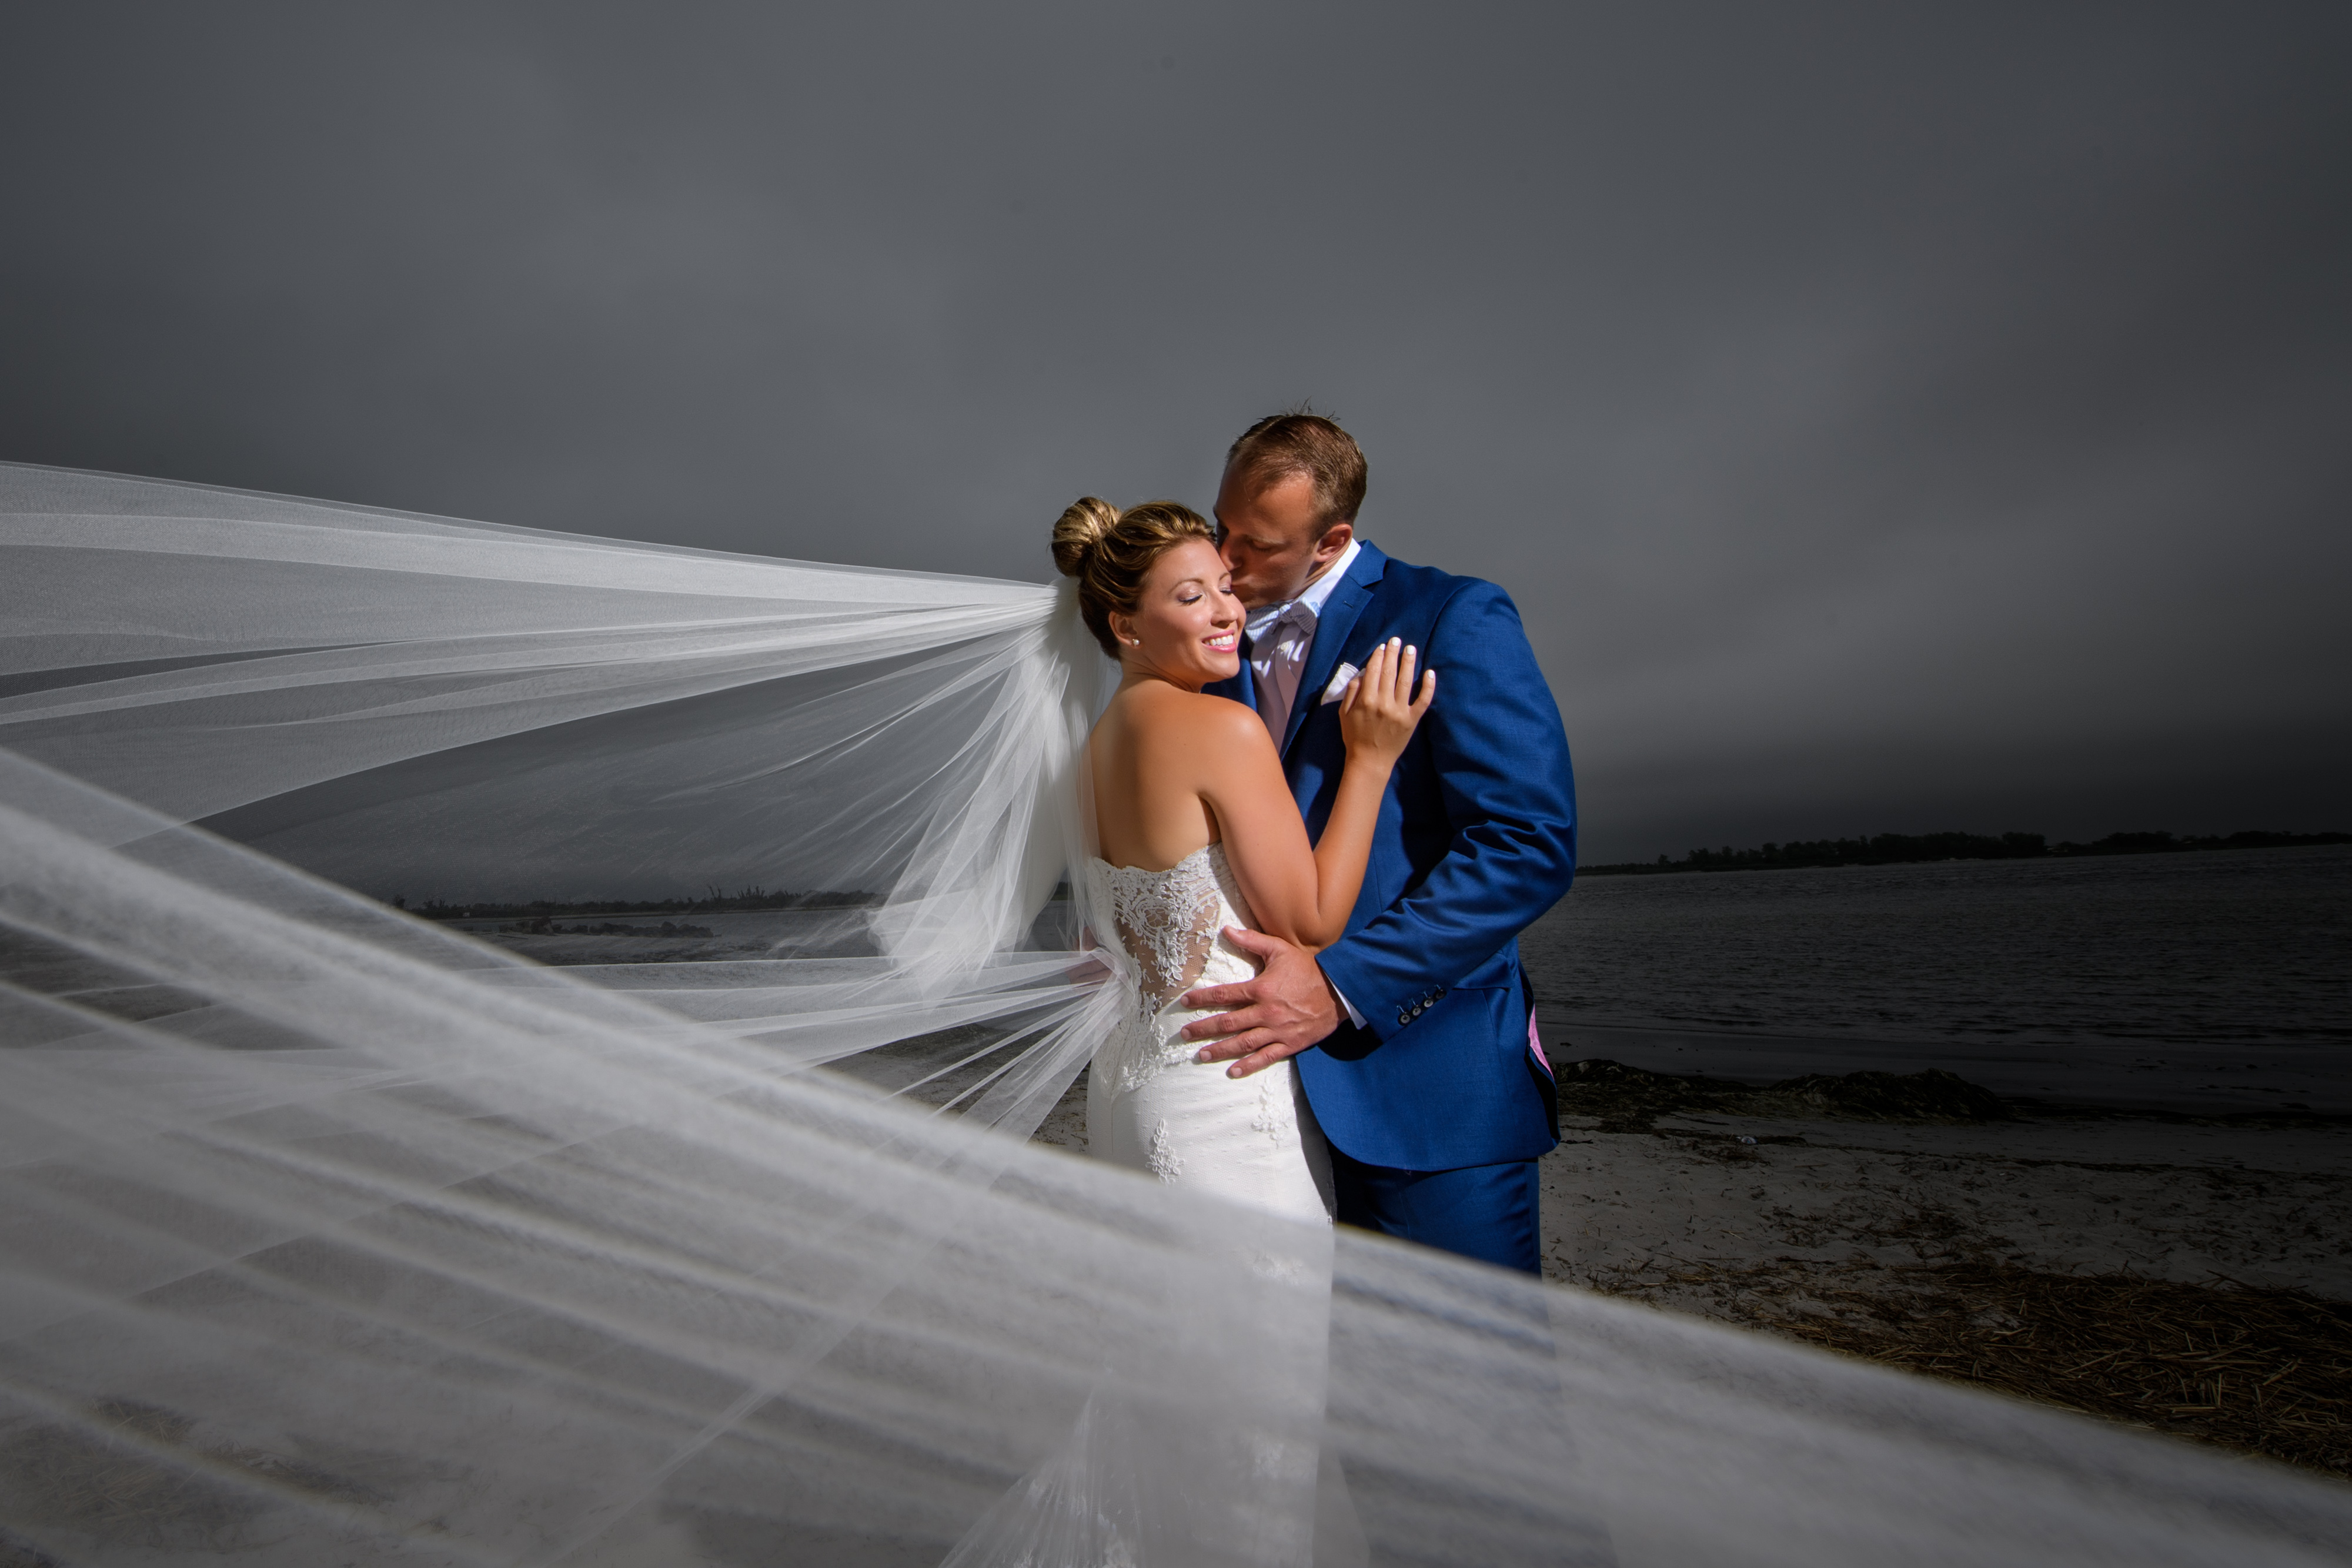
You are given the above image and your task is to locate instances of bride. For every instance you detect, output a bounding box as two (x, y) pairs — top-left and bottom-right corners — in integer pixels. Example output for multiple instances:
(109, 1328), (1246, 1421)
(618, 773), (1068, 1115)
(1051, 497), (1430, 1222)
(927, 497), (1427, 1567)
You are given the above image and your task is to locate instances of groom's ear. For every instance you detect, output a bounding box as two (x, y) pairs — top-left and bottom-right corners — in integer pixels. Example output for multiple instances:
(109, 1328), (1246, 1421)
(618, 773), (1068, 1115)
(1313, 520), (1354, 566)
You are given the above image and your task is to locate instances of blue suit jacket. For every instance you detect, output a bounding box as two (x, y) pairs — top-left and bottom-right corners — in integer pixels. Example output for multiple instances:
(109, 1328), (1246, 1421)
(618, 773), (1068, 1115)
(1207, 543), (1576, 1171)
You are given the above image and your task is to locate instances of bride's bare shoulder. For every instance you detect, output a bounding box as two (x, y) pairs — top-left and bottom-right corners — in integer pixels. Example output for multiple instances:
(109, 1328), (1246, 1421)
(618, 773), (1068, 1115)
(1107, 684), (1268, 762)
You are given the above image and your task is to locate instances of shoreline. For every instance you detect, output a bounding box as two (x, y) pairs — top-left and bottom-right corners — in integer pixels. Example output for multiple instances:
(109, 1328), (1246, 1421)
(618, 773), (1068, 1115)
(1580, 833), (2350, 878)
(1548, 1018), (2352, 1117)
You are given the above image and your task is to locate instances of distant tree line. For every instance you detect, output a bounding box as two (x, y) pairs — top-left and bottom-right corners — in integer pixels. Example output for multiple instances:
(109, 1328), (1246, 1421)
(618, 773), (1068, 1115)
(1581, 828), (2350, 878)
(397, 884), (881, 920)
(495, 917), (718, 938)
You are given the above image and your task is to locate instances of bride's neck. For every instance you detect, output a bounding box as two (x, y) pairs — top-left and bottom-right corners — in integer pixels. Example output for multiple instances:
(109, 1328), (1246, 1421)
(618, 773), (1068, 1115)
(1115, 665), (1205, 697)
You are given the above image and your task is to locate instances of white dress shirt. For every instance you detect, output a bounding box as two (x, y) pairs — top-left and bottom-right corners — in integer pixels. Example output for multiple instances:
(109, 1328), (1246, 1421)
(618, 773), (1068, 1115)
(1242, 538), (1368, 1028)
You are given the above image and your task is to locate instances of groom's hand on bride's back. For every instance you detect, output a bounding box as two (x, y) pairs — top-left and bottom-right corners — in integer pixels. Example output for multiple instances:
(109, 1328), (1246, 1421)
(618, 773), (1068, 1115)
(1180, 928), (1341, 1078)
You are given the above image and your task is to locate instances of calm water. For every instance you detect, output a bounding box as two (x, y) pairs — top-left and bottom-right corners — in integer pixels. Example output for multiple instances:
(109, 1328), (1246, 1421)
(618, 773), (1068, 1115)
(1518, 846), (2352, 1111)
(447, 905), (878, 959)
(447, 850), (2352, 1112)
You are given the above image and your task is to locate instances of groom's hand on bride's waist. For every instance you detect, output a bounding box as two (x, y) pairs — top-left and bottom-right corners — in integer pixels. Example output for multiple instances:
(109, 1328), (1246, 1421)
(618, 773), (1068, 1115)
(1179, 928), (1341, 1078)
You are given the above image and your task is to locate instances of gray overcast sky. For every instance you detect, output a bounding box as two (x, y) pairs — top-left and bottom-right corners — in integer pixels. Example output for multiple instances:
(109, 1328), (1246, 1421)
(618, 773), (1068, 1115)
(5, 2), (2347, 862)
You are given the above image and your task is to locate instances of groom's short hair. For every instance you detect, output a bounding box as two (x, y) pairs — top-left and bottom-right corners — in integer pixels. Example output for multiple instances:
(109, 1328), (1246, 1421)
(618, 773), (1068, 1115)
(1224, 412), (1367, 529)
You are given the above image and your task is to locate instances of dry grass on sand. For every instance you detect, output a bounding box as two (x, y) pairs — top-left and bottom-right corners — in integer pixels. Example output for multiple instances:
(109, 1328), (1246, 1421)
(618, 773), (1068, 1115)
(1600, 1253), (2351, 1475)
(1543, 1058), (2352, 1477)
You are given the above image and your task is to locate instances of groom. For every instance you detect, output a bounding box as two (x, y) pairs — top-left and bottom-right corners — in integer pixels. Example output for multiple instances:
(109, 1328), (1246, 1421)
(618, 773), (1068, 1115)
(1181, 412), (1577, 1275)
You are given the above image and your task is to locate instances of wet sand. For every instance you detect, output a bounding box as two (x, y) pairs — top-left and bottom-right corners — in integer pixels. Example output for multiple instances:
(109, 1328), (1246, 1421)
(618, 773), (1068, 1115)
(1539, 1104), (2352, 1300)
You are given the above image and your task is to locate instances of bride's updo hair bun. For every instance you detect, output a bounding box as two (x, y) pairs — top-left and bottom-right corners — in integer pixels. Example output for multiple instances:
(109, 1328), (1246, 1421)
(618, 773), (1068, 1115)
(1050, 496), (1122, 579)
(1051, 496), (1216, 657)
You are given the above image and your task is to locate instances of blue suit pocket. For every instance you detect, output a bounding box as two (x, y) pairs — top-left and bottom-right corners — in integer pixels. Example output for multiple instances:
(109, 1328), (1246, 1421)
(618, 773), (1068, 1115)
(1454, 946), (1519, 991)
(1432, 982), (1523, 1054)
(1298, 982), (1553, 1170)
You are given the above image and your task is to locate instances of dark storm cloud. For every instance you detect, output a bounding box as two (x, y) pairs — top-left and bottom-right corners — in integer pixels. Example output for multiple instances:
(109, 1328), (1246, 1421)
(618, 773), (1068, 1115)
(5, 2), (2347, 860)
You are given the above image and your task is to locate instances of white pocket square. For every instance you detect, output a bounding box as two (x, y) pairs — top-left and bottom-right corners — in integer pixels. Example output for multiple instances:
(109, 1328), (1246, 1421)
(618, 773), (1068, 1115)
(1318, 662), (1360, 706)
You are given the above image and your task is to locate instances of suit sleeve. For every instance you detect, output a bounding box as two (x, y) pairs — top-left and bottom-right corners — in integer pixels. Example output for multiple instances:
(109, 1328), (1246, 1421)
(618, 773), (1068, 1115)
(1314, 580), (1576, 1042)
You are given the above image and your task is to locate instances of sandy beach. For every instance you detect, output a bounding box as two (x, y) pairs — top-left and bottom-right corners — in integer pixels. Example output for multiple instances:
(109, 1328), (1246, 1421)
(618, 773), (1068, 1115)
(1539, 1097), (2352, 1300)
(1535, 1069), (2352, 1475)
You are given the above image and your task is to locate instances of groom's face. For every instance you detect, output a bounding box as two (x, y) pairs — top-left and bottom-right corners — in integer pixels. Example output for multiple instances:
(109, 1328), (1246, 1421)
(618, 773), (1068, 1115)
(1214, 469), (1353, 610)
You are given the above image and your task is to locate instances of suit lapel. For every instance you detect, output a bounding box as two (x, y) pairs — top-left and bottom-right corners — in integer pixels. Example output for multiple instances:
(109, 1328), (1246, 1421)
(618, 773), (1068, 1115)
(1281, 543), (1387, 758)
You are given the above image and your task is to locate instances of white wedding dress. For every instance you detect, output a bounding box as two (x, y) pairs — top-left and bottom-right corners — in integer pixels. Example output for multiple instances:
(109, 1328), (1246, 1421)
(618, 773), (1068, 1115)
(944, 845), (1356, 1567)
(1084, 842), (1337, 1225)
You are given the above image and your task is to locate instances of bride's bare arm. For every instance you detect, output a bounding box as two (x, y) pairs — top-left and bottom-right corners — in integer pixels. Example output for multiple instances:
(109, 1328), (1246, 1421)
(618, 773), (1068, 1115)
(1200, 639), (1434, 949)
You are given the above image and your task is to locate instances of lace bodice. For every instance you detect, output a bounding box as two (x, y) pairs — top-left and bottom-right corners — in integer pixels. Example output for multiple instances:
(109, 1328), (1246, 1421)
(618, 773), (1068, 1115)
(1088, 842), (1255, 1014)
(1084, 843), (1261, 1092)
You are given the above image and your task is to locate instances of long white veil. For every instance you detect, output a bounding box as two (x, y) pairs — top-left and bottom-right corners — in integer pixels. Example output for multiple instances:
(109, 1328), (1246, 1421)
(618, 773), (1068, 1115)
(2, 462), (2347, 1566)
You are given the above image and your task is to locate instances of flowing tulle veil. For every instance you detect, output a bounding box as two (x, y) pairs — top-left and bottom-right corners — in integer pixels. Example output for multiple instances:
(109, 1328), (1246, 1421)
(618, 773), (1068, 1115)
(2, 462), (2347, 1566)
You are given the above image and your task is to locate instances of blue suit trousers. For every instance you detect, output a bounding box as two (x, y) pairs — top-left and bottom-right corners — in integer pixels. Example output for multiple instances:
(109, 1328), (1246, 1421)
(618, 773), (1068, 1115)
(1331, 1148), (1544, 1275)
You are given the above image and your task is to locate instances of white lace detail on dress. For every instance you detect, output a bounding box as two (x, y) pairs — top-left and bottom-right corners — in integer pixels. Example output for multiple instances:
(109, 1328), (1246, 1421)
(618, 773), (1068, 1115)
(1091, 843), (1226, 1017)
(1251, 1070), (1298, 1145)
(1085, 843), (1256, 1094)
(1081, 841), (1334, 1226)
(1145, 1119), (1184, 1183)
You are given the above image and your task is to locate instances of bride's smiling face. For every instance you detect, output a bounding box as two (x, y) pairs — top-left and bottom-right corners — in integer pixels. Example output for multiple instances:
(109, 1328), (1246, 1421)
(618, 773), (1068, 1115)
(1109, 537), (1242, 689)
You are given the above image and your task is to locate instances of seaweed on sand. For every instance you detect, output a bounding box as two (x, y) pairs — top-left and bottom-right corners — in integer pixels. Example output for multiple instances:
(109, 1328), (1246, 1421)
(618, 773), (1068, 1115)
(1596, 1259), (2352, 1479)
(1555, 1058), (2009, 1132)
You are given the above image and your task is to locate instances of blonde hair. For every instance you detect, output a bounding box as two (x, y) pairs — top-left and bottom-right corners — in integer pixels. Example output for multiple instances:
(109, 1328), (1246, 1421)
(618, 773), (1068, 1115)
(1051, 497), (1217, 657)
